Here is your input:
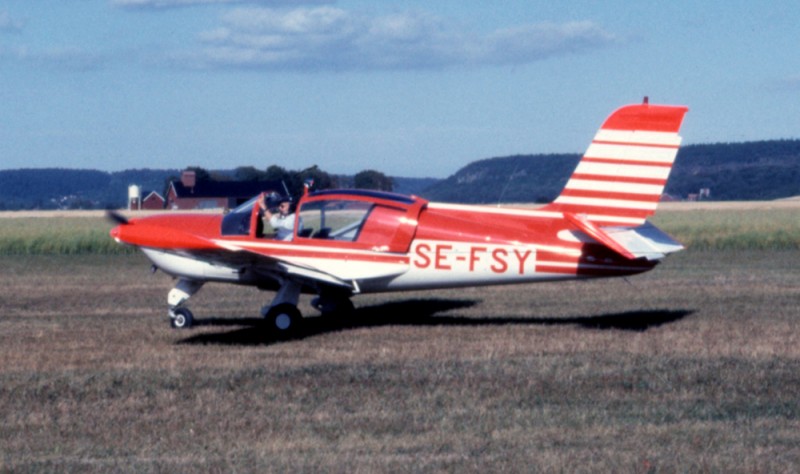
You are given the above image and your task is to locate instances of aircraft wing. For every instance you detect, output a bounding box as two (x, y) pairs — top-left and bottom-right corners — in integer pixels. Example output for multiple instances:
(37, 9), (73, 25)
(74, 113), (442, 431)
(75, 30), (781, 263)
(196, 238), (410, 293)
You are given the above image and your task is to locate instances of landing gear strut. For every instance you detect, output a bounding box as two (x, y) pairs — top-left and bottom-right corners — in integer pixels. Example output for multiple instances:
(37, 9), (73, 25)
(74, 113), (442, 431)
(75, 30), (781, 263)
(167, 279), (203, 329)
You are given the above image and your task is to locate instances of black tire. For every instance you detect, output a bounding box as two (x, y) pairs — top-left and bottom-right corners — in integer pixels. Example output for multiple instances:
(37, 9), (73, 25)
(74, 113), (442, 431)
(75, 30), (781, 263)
(312, 295), (354, 316)
(265, 303), (302, 336)
(170, 307), (194, 329)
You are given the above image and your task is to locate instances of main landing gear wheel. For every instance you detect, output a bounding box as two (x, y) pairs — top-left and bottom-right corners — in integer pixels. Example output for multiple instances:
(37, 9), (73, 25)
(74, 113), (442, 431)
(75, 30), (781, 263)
(311, 296), (355, 316)
(265, 303), (301, 337)
(312, 295), (356, 328)
(170, 307), (194, 329)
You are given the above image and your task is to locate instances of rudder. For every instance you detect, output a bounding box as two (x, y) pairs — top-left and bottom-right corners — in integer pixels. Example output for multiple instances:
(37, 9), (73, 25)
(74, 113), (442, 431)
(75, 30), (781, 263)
(543, 100), (689, 226)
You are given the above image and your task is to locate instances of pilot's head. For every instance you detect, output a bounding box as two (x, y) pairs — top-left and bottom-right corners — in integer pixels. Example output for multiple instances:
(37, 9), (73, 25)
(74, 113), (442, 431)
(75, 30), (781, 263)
(278, 198), (291, 216)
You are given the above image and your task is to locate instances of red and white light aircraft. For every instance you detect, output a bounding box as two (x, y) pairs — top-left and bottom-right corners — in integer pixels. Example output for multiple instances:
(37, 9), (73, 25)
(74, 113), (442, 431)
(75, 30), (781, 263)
(110, 100), (688, 333)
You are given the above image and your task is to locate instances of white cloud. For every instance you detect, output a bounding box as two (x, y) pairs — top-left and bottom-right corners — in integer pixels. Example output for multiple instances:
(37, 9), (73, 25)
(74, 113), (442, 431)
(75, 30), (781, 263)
(111, 0), (329, 10)
(188, 7), (616, 71)
(485, 21), (616, 64)
(221, 5), (349, 33)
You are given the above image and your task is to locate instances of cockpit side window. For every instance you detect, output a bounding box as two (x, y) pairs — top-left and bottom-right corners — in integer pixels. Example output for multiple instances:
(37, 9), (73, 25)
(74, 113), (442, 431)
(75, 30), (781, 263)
(297, 200), (373, 241)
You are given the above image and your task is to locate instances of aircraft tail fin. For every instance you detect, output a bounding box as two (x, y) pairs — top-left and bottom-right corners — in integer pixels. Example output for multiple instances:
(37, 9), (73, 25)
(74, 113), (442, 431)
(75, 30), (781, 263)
(542, 100), (689, 226)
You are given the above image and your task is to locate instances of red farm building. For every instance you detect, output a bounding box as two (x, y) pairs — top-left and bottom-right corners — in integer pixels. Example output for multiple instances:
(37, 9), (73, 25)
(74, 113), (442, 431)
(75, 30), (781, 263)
(164, 171), (287, 210)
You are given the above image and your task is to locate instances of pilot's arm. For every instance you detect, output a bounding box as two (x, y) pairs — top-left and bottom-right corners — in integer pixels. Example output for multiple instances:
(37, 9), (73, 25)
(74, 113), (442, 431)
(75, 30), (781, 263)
(256, 194), (276, 237)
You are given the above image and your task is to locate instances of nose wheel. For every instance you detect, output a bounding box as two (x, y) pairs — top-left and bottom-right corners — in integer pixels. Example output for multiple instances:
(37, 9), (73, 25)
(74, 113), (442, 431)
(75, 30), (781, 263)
(169, 307), (195, 329)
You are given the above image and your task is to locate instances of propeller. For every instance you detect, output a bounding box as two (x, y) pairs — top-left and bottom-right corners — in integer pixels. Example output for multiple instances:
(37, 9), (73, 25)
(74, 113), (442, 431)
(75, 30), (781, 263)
(106, 210), (129, 225)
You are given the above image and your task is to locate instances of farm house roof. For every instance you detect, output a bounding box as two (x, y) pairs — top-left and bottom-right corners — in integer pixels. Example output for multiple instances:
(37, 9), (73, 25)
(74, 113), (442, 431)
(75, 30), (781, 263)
(170, 179), (286, 199)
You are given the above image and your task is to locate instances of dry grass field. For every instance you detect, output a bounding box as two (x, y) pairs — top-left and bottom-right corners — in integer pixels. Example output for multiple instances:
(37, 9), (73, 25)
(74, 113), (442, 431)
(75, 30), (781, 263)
(1, 203), (799, 472)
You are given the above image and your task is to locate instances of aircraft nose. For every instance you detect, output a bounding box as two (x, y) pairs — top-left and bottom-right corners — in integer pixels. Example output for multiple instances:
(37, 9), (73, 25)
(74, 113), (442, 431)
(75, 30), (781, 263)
(110, 225), (121, 242)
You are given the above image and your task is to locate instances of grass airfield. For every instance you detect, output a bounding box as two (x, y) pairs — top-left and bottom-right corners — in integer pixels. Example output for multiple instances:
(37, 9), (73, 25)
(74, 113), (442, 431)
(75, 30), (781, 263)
(1, 203), (799, 472)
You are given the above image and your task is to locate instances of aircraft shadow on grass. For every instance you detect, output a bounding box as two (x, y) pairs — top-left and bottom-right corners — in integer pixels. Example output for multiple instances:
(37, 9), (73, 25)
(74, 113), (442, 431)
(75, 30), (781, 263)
(179, 299), (694, 346)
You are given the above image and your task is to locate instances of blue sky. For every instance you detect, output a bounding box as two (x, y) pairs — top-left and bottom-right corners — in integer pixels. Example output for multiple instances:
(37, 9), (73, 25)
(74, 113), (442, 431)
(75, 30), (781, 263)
(1, 1), (798, 177)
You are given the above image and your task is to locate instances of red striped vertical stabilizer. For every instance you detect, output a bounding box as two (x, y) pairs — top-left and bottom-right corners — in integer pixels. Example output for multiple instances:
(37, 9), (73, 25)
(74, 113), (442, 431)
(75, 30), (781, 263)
(543, 102), (689, 226)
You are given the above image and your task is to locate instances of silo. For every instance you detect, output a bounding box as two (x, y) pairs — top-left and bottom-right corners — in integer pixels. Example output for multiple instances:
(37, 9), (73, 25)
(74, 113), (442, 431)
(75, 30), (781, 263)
(128, 185), (141, 210)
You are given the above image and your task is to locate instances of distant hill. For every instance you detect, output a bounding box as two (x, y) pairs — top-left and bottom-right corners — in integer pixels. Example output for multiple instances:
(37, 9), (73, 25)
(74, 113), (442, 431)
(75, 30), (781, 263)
(0, 168), (177, 210)
(1, 139), (798, 209)
(419, 139), (800, 203)
(392, 176), (441, 196)
(666, 140), (800, 200)
(418, 154), (578, 204)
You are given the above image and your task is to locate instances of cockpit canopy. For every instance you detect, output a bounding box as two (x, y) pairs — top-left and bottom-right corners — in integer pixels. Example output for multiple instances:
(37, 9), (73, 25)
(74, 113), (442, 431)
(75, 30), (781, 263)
(221, 189), (427, 253)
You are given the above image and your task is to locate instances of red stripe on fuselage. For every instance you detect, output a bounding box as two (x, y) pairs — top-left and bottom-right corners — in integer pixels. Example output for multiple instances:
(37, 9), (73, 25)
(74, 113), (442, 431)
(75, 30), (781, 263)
(546, 204), (650, 219)
(226, 242), (410, 265)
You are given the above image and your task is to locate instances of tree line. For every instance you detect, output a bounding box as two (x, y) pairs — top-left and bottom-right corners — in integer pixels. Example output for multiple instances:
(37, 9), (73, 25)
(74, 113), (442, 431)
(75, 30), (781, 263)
(172, 165), (393, 200)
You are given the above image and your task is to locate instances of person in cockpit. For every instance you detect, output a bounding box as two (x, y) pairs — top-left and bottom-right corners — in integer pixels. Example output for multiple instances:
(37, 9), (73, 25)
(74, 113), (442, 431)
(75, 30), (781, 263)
(259, 195), (295, 241)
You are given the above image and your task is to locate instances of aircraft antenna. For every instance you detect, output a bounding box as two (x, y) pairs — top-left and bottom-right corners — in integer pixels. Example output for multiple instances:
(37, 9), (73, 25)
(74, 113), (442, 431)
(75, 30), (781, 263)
(495, 160), (520, 207)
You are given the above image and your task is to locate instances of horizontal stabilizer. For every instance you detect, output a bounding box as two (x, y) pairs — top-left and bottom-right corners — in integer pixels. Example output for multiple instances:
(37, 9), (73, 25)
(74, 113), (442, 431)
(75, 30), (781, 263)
(602, 222), (684, 260)
(566, 213), (683, 261)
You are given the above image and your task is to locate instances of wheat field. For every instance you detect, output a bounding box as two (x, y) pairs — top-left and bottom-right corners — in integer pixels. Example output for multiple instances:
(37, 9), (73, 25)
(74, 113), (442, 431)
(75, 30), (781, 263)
(1, 203), (798, 472)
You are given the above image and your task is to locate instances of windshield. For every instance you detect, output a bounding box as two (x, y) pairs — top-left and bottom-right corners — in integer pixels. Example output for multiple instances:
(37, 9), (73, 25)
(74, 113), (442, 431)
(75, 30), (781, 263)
(221, 195), (260, 236)
(232, 195), (260, 214)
